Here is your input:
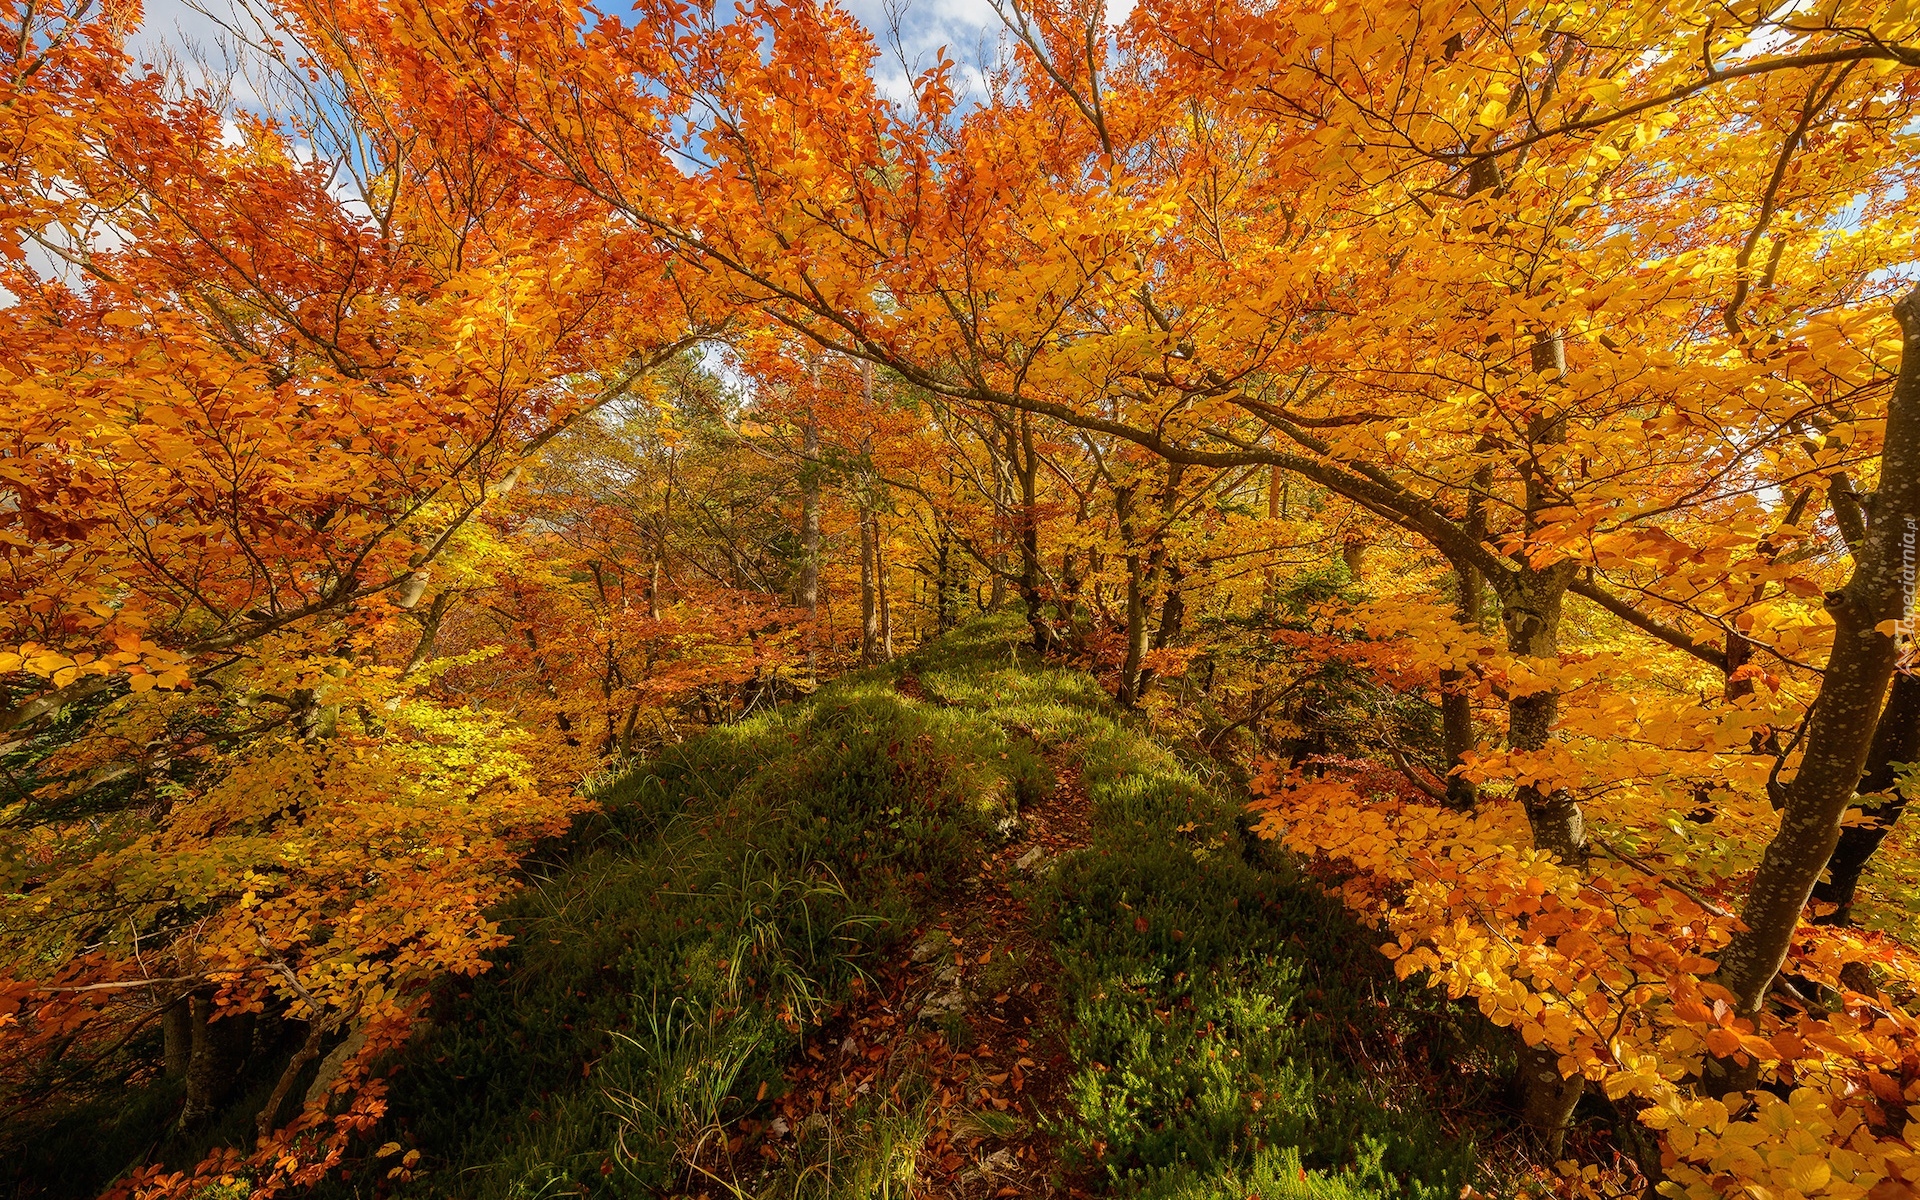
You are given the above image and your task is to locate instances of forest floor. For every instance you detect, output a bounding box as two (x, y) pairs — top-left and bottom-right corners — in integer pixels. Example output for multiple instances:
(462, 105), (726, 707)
(682, 707), (1099, 1199)
(37, 614), (1535, 1200)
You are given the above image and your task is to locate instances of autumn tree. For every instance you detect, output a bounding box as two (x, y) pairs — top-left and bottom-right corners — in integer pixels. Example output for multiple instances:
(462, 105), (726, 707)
(0, 0), (712, 1182)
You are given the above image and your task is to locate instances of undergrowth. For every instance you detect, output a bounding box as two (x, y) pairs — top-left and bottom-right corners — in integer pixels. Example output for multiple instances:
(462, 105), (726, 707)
(909, 618), (1503, 1199)
(331, 648), (1042, 1199)
(294, 615), (1497, 1197)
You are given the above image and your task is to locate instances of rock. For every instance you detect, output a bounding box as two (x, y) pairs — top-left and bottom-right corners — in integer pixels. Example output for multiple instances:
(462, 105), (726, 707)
(1014, 845), (1047, 872)
(918, 987), (967, 1020)
(909, 930), (950, 963)
(302, 1022), (370, 1113)
(957, 1149), (1019, 1191)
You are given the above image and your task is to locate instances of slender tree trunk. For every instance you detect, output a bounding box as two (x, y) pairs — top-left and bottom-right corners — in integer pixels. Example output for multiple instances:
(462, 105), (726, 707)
(402, 590), (453, 678)
(1712, 286), (1920, 1031)
(1438, 562), (1482, 811)
(797, 411), (821, 617)
(257, 1019), (327, 1140)
(1116, 484), (1147, 706)
(877, 516), (894, 659)
(1263, 465), (1283, 620)
(1441, 467), (1490, 809)
(860, 509), (882, 665)
(1341, 537), (1369, 580)
(1507, 332), (1590, 1151)
(1135, 562), (1186, 702)
(1119, 563), (1148, 704)
(1008, 414), (1048, 652)
(935, 531), (960, 632)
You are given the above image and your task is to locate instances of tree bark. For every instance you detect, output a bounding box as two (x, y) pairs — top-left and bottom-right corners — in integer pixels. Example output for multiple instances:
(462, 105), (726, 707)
(1506, 332), (1589, 1147)
(1135, 561), (1186, 702)
(1509, 334), (1586, 865)
(1504, 566), (1588, 1161)
(1263, 464), (1283, 620)
(1439, 631), (1481, 810)
(180, 993), (251, 1127)
(1441, 467), (1490, 809)
(796, 410), (821, 616)
(935, 530), (960, 632)
(402, 590), (453, 678)
(1008, 413), (1049, 652)
(162, 995), (192, 1079)
(877, 517), (894, 659)
(1517, 1041), (1584, 1160)
(1813, 670), (1920, 924)
(1713, 285), (1920, 1027)
(1117, 483), (1148, 707)
(860, 508), (882, 665)
(256, 1019), (328, 1140)
(1503, 565), (1585, 863)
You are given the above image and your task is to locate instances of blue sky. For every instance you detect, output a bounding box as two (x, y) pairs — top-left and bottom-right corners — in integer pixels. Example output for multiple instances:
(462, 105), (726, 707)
(128, 0), (1025, 111)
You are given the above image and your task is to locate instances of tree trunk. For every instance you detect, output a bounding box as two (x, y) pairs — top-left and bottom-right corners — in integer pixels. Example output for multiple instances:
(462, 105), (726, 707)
(796, 412), (821, 616)
(877, 518), (894, 659)
(1439, 567), (1482, 810)
(1813, 670), (1920, 924)
(1713, 286), (1920, 1026)
(618, 699), (641, 759)
(180, 994), (251, 1128)
(1505, 333), (1591, 1147)
(402, 590), (453, 678)
(1341, 537), (1369, 580)
(1509, 333), (1585, 865)
(1135, 562), (1186, 702)
(1517, 1041), (1584, 1160)
(162, 996), (191, 1079)
(935, 531), (960, 632)
(860, 509), (882, 665)
(1501, 563), (1590, 1147)
(1008, 413), (1048, 652)
(1116, 484), (1148, 706)
(257, 1019), (328, 1140)
(1264, 465), (1283, 620)
(1441, 468), (1489, 809)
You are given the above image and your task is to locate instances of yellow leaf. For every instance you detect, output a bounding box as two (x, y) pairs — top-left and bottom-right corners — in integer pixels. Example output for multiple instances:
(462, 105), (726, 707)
(1786, 1156), (1830, 1192)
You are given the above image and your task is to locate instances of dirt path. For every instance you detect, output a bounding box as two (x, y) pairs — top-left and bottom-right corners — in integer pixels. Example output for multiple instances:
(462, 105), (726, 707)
(691, 720), (1094, 1198)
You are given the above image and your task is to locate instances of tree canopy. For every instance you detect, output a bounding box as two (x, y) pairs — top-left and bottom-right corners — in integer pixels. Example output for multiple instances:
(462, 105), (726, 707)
(3, 0), (1920, 1195)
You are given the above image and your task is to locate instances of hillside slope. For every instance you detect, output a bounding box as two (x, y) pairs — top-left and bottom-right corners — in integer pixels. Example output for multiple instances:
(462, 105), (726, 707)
(327, 616), (1506, 1198)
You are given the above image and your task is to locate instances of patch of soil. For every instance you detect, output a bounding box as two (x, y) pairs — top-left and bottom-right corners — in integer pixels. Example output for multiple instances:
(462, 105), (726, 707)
(690, 746), (1094, 1198)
